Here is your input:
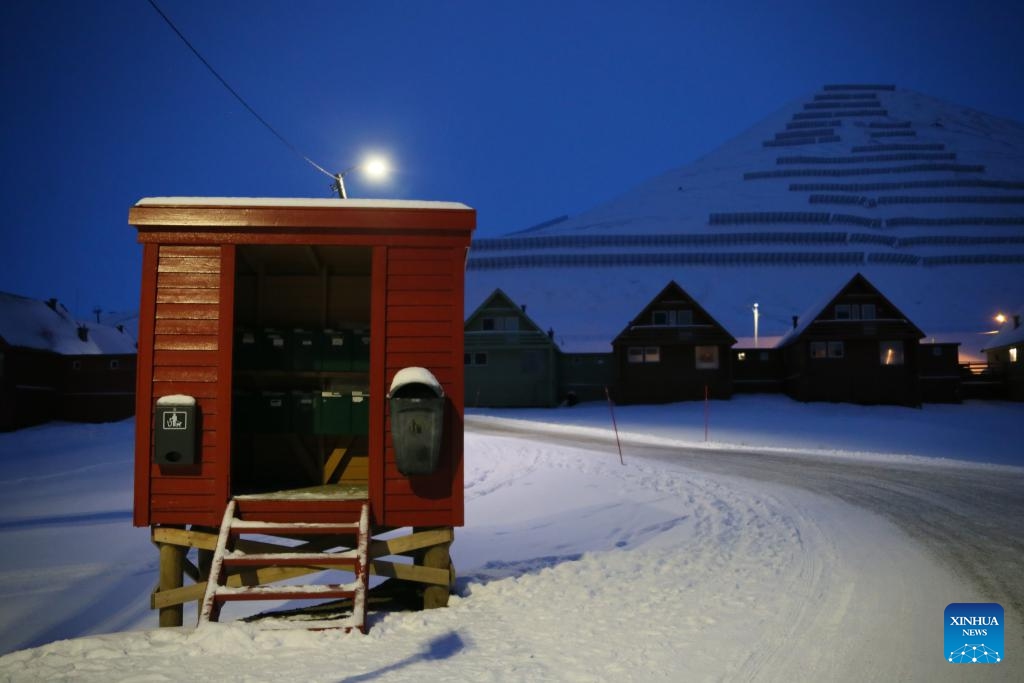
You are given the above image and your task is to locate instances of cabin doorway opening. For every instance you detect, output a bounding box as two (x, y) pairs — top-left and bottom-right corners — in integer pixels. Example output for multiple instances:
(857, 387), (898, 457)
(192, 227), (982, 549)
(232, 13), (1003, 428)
(230, 245), (371, 498)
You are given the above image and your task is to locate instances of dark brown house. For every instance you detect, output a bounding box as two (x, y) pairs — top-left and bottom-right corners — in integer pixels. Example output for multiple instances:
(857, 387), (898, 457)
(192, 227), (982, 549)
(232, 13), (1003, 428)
(779, 273), (924, 406)
(0, 292), (137, 431)
(612, 281), (736, 403)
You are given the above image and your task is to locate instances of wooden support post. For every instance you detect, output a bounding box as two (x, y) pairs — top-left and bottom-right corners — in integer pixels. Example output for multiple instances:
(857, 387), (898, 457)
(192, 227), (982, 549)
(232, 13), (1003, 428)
(158, 540), (185, 627)
(416, 526), (454, 609)
(197, 547), (214, 614)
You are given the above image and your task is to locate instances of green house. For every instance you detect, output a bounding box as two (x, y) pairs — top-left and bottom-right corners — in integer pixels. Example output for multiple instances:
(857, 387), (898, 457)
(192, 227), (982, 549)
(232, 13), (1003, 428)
(465, 289), (559, 407)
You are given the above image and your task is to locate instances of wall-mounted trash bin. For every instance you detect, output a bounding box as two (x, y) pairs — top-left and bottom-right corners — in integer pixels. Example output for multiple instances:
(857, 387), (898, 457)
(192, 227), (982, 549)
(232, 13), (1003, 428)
(388, 367), (445, 476)
(154, 395), (197, 465)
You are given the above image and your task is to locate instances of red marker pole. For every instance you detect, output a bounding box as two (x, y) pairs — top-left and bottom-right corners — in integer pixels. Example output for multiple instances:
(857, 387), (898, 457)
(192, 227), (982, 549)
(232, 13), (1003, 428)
(704, 385), (709, 442)
(604, 386), (625, 465)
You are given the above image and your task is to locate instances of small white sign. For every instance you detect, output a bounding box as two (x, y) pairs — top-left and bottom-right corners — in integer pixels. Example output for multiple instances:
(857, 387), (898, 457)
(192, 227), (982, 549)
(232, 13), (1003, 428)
(162, 409), (187, 431)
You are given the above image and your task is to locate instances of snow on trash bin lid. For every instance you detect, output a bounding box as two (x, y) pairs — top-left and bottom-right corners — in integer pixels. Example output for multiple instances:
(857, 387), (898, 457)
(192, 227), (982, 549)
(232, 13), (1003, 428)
(389, 367), (444, 398)
(156, 394), (197, 407)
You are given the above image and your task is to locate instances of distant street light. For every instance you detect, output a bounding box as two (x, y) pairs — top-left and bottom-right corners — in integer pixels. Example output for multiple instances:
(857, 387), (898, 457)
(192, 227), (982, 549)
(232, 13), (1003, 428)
(753, 302), (760, 348)
(995, 312), (1007, 325)
(333, 155), (391, 198)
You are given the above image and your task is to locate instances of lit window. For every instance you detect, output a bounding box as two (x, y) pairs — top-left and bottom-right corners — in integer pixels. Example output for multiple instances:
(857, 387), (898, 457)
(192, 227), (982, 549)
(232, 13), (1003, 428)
(835, 304), (851, 320)
(737, 352), (747, 362)
(810, 342), (828, 359)
(695, 345), (719, 369)
(880, 341), (904, 366)
(1011, 347), (1019, 363)
(628, 346), (660, 364)
(828, 341), (845, 359)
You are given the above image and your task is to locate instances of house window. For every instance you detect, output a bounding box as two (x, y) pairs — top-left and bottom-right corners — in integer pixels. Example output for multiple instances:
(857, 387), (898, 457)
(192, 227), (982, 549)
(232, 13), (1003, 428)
(72, 360), (82, 371)
(812, 341), (844, 359)
(759, 351), (770, 362)
(1010, 347), (1018, 363)
(482, 316), (519, 331)
(695, 345), (719, 369)
(835, 304), (851, 320)
(861, 303), (876, 319)
(465, 352), (488, 366)
(880, 341), (904, 366)
(109, 359), (121, 370)
(737, 352), (747, 362)
(628, 346), (660, 364)
(652, 310), (692, 326)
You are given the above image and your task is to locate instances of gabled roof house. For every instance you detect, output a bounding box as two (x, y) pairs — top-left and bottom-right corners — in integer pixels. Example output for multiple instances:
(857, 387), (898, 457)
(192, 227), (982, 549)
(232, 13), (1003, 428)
(612, 281), (736, 404)
(779, 273), (925, 406)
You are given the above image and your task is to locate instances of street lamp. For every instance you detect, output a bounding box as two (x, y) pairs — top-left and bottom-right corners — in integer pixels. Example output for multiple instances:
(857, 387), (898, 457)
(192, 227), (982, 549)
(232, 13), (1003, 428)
(995, 313), (1007, 325)
(753, 302), (760, 348)
(332, 155), (391, 198)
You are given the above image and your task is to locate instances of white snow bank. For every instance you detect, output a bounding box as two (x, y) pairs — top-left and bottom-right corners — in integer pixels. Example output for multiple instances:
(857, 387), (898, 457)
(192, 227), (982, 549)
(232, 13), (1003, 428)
(0, 427), (1001, 681)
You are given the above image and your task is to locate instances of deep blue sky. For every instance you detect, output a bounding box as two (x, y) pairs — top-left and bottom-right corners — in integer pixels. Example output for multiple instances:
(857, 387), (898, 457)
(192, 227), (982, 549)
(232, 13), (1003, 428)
(2, 0), (1022, 318)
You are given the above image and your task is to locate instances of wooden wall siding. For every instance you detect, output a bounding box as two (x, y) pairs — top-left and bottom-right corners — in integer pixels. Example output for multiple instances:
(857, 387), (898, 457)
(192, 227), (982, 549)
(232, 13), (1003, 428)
(381, 246), (464, 527)
(144, 245), (225, 527)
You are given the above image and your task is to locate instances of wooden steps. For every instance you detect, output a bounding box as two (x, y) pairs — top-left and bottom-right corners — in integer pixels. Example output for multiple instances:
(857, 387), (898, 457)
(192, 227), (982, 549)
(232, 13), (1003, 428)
(199, 498), (370, 632)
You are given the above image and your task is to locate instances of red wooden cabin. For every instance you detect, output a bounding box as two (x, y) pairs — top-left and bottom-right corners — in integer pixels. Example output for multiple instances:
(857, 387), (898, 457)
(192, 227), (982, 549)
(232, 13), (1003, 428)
(129, 197), (475, 630)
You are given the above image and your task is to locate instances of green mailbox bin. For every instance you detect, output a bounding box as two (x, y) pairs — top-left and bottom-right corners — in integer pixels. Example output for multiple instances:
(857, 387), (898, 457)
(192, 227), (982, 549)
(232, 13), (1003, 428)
(351, 390), (369, 435)
(321, 329), (351, 372)
(290, 329), (320, 371)
(350, 329), (371, 372)
(291, 391), (316, 434)
(316, 390), (351, 434)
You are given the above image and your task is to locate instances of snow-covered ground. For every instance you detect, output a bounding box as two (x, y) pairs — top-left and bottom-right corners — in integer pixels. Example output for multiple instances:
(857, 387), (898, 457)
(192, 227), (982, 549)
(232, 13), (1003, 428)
(0, 397), (1021, 681)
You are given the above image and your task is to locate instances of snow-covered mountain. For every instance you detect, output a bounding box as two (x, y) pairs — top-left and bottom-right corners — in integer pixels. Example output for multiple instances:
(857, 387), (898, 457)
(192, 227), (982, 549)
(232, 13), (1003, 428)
(466, 85), (1024, 358)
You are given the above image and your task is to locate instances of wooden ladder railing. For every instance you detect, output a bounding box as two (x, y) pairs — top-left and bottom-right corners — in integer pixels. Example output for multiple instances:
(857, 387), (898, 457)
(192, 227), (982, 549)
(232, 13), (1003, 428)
(199, 499), (370, 632)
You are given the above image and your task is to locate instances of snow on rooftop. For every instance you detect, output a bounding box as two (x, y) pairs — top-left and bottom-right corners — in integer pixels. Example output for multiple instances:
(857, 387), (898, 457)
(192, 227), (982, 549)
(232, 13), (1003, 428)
(135, 197), (472, 211)
(0, 291), (137, 355)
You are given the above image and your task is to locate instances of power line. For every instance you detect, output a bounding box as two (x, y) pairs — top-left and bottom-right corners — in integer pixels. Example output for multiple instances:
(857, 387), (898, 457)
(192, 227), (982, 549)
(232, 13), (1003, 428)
(146, 0), (335, 181)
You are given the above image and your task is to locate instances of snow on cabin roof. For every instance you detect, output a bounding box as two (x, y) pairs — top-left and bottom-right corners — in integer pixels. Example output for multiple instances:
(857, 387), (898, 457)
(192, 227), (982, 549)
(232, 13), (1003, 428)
(135, 197), (472, 211)
(0, 291), (137, 355)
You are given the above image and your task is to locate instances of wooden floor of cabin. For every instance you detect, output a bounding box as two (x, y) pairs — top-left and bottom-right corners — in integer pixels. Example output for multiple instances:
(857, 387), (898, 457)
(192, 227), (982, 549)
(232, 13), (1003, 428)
(234, 483), (368, 501)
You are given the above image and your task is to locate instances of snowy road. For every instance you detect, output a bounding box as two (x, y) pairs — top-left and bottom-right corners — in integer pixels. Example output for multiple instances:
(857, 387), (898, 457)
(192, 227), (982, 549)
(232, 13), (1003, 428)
(467, 417), (1024, 655)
